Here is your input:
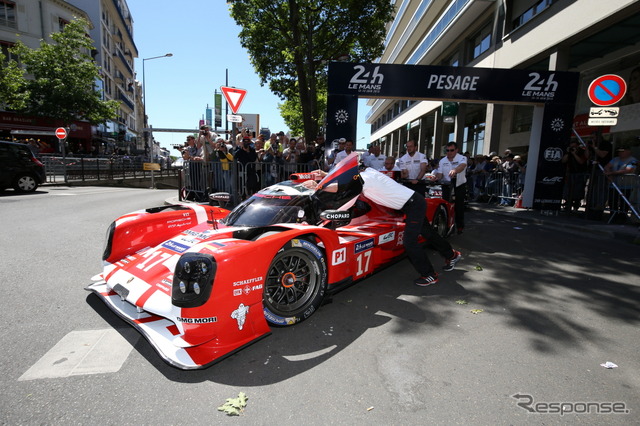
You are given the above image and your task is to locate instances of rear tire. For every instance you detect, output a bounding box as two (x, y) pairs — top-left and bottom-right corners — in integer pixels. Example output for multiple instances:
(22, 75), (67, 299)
(263, 238), (327, 326)
(431, 205), (448, 238)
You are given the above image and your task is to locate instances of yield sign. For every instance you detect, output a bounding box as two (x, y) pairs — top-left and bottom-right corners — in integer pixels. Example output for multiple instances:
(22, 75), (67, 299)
(220, 86), (247, 114)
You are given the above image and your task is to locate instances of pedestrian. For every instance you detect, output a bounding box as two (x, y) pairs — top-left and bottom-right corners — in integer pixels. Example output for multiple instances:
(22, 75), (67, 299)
(435, 142), (467, 233)
(561, 139), (589, 212)
(304, 153), (462, 287)
(604, 145), (638, 223)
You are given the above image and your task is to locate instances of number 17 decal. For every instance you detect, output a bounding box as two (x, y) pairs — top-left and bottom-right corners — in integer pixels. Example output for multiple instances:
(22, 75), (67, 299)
(356, 250), (372, 276)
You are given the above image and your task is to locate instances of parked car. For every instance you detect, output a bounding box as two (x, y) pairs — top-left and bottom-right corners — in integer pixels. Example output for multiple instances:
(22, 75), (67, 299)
(0, 141), (46, 192)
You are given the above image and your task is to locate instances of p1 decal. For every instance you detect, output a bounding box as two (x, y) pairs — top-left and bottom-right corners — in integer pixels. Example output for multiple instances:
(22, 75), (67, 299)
(332, 247), (347, 265)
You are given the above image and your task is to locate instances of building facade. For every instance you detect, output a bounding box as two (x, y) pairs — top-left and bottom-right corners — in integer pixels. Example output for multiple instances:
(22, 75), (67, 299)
(66, 0), (140, 155)
(366, 0), (640, 159)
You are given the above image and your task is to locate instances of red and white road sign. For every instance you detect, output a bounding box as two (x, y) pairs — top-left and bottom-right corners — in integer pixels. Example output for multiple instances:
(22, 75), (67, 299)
(220, 86), (247, 114)
(55, 127), (67, 139)
(587, 74), (627, 107)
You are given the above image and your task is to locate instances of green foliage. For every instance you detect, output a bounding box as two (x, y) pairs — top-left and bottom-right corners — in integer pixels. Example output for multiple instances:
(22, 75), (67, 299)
(5, 18), (118, 125)
(229, 0), (394, 142)
(217, 392), (248, 416)
(455, 300), (468, 305)
(0, 51), (28, 110)
(279, 91), (326, 136)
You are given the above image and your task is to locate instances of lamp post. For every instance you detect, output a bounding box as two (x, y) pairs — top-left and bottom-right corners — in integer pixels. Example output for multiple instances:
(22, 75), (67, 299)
(142, 53), (173, 158)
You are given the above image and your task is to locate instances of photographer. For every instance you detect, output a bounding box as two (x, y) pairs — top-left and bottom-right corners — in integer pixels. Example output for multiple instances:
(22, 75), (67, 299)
(196, 125), (214, 162)
(234, 137), (259, 198)
(562, 140), (588, 212)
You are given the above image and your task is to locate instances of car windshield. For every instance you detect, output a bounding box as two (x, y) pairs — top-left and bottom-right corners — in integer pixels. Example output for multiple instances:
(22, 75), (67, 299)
(223, 182), (321, 227)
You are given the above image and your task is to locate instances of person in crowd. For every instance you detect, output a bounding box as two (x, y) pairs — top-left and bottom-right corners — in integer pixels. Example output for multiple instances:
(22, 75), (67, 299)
(586, 132), (613, 219)
(513, 155), (526, 196)
(561, 139), (589, 213)
(213, 137), (234, 193)
(604, 145), (638, 223)
(334, 139), (356, 165)
(282, 137), (299, 176)
(235, 136), (259, 198)
(313, 135), (325, 165)
(398, 139), (429, 195)
(363, 144), (386, 170)
(299, 140), (317, 167)
(499, 153), (518, 206)
(381, 155), (401, 172)
(259, 136), (279, 187)
(304, 156), (462, 287)
(471, 154), (489, 201)
(435, 142), (467, 233)
(361, 144), (374, 168)
(327, 138), (346, 169)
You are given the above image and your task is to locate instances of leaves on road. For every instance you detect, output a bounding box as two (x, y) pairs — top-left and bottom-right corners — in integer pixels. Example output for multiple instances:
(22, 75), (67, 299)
(455, 300), (468, 305)
(474, 264), (483, 271)
(218, 392), (248, 416)
(470, 309), (484, 314)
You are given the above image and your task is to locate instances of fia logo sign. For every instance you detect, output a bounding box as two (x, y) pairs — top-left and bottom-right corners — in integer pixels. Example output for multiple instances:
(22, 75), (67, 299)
(543, 147), (563, 162)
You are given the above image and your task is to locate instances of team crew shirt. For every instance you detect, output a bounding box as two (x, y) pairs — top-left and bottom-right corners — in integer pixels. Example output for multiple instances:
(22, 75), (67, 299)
(398, 151), (428, 179)
(436, 153), (467, 186)
(363, 154), (387, 170)
(359, 167), (415, 210)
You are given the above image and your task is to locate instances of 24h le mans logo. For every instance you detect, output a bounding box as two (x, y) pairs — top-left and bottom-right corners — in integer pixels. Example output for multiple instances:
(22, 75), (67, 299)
(335, 109), (349, 124)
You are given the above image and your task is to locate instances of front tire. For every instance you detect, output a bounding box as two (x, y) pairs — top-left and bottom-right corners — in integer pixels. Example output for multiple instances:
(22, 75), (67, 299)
(13, 174), (38, 193)
(263, 238), (327, 326)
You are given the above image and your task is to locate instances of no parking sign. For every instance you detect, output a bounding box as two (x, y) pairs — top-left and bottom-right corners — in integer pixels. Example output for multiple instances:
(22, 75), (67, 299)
(587, 74), (627, 106)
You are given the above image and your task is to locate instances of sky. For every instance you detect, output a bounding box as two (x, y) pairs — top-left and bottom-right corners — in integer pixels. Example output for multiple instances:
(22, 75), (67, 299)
(127, 0), (371, 153)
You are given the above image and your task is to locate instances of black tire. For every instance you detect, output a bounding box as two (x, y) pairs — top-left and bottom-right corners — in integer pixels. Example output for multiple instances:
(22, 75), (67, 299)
(13, 174), (38, 193)
(431, 205), (448, 238)
(263, 238), (327, 326)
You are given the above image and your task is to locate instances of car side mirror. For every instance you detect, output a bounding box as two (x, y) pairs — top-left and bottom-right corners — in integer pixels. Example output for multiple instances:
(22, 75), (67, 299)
(209, 192), (231, 208)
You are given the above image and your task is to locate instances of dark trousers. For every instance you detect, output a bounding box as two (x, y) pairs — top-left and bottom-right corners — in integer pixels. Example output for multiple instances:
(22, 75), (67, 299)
(442, 180), (466, 230)
(401, 192), (454, 276)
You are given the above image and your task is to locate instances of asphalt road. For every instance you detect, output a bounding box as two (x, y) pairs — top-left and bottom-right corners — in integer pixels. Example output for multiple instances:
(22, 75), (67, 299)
(1, 186), (638, 425)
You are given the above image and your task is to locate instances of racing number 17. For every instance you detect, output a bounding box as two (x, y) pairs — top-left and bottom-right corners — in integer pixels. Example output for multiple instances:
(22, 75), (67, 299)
(356, 251), (372, 276)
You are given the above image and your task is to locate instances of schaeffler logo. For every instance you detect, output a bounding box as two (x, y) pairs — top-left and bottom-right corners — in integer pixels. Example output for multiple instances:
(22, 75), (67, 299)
(551, 118), (564, 132)
(544, 147), (563, 161)
(335, 109), (349, 124)
(348, 65), (384, 94)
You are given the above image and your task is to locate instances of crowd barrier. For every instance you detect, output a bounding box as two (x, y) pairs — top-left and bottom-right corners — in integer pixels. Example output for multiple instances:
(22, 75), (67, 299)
(479, 168), (639, 222)
(180, 159), (322, 204)
(41, 155), (176, 183)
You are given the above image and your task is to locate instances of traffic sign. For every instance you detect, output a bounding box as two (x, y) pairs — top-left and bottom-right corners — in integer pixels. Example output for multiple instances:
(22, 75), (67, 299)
(227, 114), (243, 123)
(589, 107), (619, 118)
(55, 127), (67, 140)
(588, 118), (617, 126)
(587, 75), (627, 106)
(220, 86), (247, 114)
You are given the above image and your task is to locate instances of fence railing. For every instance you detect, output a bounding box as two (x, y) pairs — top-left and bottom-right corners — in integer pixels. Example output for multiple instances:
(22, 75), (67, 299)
(41, 155), (177, 183)
(180, 159), (322, 205)
(479, 168), (639, 222)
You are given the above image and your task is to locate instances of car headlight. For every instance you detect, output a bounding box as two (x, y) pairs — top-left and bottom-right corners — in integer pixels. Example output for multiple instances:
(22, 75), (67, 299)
(102, 222), (116, 261)
(172, 253), (216, 308)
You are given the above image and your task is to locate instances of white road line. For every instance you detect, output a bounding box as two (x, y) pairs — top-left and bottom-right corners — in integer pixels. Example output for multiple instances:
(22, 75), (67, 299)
(18, 329), (139, 380)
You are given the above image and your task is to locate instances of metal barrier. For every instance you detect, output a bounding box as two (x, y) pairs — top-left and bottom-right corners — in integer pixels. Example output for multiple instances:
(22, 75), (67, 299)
(481, 171), (524, 205)
(180, 159), (322, 205)
(41, 155), (177, 183)
(586, 170), (640, 223)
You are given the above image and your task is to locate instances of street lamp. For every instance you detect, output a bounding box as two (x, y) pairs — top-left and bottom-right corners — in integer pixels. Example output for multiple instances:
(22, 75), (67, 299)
(142, 53), (173, 157)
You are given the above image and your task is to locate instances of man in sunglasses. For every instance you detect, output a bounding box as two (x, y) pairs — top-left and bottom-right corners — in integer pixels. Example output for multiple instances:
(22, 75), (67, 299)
(435, 142), (467, 234)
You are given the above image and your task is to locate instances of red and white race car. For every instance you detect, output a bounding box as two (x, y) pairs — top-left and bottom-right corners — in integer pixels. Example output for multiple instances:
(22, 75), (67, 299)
(87, 155), (454, 369)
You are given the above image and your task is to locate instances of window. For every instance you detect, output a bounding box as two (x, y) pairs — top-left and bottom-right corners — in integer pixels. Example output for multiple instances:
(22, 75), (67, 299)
(511, 105), (534, 133)
(0, 0), (16, 29)
(512, 0), (556, 30)
(1, 40), (16, 63)
(58, 18), (69, 33)
(472, 24), (492, 59)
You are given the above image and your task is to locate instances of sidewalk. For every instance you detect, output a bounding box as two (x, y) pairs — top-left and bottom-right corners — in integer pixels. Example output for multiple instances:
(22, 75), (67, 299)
(468, 202), (640, 244)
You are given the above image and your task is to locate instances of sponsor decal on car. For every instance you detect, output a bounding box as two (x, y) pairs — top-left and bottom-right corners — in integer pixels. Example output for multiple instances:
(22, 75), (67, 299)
(378, 231), (395, 245)
(231, 303), (250, 330)
(232, 277), (263, 287)
(233, 284), (264, 296)
(354, 238), (374, 254)
(263, 309), (298, 325)
(292, 239), (324, 259)
(332, 247), (347, 265)
(161, 240), (190, 253)
(176, 316), (218, 324)
(397, 231), (404, 246)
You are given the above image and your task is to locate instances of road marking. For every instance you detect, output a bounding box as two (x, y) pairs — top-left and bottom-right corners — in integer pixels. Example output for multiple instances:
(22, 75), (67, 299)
(18, 329), (139, 380)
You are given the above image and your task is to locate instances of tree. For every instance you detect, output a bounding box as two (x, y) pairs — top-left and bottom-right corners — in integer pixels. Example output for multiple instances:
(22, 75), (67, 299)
(3, 18), (118, 125)
(278, 91), (326, 136)
(0, 51), (27, 110)
(229, 0), (394, 144)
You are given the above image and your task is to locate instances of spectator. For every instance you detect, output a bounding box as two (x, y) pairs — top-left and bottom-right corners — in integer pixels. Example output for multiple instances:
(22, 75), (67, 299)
(604, 145), (638, 223)
(334, 139), (356, 165)
(561, 140), (589, 212)
(435, 142), (467, 233)
(380, 155), (400, 171)
(235, 137), (259, 197)
(499, 153), (518, 206)
(327, 138), (346, 169)
(282, 137), (299, 176)
(398, 140), (429, 195)
(214, 137), (234, 193)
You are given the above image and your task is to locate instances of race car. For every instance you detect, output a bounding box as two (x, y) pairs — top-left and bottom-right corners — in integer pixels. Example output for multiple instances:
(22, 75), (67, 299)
(86, 154), (454, 369)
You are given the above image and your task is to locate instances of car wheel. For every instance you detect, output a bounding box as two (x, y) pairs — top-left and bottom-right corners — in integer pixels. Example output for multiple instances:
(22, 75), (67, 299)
(431, 205), (448, 238)
(13, 174), (38, 193)
(263, 238), (327, 326)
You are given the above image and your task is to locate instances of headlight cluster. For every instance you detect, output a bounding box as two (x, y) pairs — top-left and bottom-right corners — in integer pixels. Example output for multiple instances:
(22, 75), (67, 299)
(172, 253), (216, 308)
(102, 222), (116, 261)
